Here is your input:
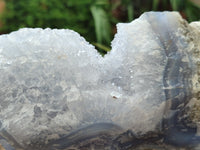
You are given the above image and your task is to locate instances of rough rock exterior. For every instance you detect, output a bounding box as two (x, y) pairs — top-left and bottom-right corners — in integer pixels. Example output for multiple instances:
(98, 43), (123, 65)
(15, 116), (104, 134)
(0, 11), (200, 149)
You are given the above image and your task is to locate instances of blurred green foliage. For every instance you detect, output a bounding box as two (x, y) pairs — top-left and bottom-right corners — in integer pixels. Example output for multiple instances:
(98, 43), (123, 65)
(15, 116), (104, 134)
(0, 0), (95, 44)
(0, 0), (200, 54)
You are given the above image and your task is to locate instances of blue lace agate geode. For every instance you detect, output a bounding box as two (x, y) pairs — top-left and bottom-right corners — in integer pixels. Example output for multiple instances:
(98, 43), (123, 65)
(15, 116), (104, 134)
(0, 11), (200, 150)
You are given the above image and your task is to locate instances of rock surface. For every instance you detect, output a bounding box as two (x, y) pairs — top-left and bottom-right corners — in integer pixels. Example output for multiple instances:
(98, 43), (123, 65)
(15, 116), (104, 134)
(0, 11), (200, 149)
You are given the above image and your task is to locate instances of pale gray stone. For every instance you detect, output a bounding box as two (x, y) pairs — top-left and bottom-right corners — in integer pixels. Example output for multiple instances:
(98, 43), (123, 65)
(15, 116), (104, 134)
(0, 11), (200, 149)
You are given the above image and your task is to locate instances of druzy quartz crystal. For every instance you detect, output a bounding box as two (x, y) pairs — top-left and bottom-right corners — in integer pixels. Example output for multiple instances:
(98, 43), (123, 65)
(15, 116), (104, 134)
(0, 11), (200, 150)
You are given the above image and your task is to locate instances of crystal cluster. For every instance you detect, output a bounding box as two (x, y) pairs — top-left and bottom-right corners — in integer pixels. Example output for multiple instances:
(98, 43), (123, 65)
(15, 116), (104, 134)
(0, 12), (200, 149)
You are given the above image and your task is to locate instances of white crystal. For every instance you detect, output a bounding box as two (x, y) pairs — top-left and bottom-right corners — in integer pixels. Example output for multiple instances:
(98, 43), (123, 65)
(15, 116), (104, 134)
(0, 11), (199, 149)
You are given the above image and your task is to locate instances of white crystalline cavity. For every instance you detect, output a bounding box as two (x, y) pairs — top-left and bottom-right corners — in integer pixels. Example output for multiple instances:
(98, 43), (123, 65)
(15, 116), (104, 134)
(0, 11), (198, 146)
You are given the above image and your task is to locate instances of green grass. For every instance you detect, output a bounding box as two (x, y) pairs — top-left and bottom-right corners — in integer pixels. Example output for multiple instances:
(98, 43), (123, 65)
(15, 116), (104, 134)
(0, 0), (200, 54)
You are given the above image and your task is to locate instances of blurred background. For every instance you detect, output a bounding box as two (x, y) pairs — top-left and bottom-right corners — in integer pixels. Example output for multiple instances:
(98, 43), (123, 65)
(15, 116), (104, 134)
(0, 0), (200, 54)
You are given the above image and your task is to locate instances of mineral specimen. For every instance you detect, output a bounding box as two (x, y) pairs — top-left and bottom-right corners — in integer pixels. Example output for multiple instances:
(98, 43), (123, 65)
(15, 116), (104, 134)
(0, 11), (200, 150)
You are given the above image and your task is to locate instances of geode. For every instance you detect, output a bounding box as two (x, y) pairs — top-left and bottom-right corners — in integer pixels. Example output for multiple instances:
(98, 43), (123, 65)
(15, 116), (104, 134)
(0, 11), (200, 150)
